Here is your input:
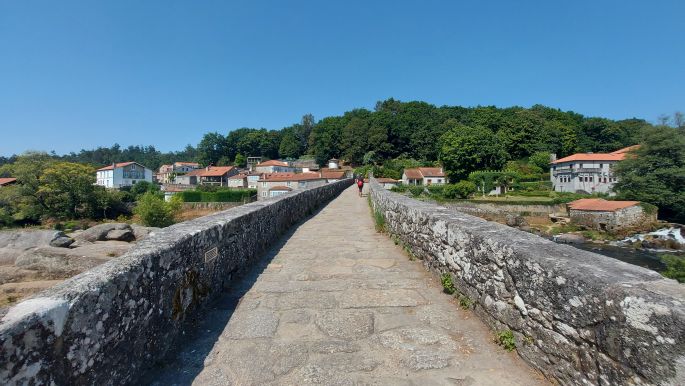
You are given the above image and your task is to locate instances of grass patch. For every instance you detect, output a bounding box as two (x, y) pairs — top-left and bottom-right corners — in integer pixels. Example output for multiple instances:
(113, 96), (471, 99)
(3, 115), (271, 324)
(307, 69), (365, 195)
(457, 293), (473, 310)
(373, 209), (386, 233)
(661, 254), (685, 283)
(441, 273), (455, 295)
(496, 330), (516, 351)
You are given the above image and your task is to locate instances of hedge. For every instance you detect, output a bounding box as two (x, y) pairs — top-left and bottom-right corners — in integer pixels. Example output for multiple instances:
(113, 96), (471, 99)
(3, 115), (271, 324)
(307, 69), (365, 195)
(179, 189), (256, 202)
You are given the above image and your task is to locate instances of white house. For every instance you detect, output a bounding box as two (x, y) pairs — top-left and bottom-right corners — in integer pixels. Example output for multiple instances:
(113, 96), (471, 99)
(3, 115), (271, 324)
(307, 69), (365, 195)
(227, 173), (248, 188)
(96, 162), (153, 189)
(401, 167), (446, 185)
(255, 160), (296, 174)
(550, 146), (637, 195)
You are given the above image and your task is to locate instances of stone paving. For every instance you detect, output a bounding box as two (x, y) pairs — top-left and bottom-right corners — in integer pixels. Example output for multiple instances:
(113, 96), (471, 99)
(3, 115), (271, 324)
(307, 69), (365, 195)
(147, 186), (549, 385)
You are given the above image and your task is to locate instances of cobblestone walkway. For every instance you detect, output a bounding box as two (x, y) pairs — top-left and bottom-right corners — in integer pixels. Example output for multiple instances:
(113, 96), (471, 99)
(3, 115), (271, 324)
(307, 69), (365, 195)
(147, 186), (548, 385)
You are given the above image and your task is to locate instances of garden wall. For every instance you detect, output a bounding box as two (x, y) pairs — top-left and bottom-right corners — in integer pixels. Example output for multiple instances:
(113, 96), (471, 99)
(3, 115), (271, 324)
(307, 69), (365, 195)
(370, 178), (685, 386)
(0, 179), (352, 385)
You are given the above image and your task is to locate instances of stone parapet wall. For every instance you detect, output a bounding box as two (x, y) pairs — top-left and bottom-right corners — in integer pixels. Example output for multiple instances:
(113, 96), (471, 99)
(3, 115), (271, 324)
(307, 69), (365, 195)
(0, 179), (352, 385)
(369, 178), (685, 386)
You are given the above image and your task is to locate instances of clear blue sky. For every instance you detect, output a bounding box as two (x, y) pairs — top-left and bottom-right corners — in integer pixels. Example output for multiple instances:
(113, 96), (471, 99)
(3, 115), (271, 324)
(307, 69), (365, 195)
(1, 0), (683, 156)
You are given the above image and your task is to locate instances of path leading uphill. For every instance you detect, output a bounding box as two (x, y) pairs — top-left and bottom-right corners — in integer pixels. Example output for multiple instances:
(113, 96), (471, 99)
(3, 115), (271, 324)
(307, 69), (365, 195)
(146, 186), (548, 385)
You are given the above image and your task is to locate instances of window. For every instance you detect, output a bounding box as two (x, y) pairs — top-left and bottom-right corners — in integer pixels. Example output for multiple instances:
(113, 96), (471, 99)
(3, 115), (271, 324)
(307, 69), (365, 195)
(262, 182), (267, 188)
(287, 181), (292, 187)
(261, 191), (267, 197)
(599, 164), (603, 168)
(299, 181), (306, 188)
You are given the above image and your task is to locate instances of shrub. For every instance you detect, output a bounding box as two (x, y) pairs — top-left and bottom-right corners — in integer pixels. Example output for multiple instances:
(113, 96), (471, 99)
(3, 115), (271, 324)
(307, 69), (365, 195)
(661, 255), (685, 283)
(179, 189), (255, 202)
(443, 181), (476, 199)
(373, 209), (386, 233)
(496, 330), (516, 351)
(458, 293), (473, 310)
(408, 185), (425, 196)
(134, 192), (181, 227)
(441, 273), (455, 294)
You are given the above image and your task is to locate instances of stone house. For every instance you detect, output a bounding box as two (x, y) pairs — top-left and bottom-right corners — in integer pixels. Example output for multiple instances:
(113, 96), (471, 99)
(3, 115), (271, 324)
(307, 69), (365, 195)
(550, 145), (638, 195)
(321, 170), (345, 183)
(375, 177), (400, 190)
(401, 167), (446, 185)
(95, 162), (153, 189)
(567, 198), (656, 231)
(257, 172), (326, 200)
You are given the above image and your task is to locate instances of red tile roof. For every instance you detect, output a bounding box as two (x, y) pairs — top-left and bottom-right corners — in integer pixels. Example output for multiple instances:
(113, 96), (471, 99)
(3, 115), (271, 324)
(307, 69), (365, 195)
(97, 162), (139, 171)
(228, 173), (248, 180)
(568, 198), (640, 212)
(552, 145), (639, 164)
(269, 186), (292, 191)
(376, 178), (399, 183)
(403, 167), (444, 179)
(403, 168), (423, 179)
(174, 162), (200, 167)
(0, 177), (17, 186)
(321, 171), (345, 179)
(259, 172), (324, 182)
(257, 160), (289, 167)
(191, 166), (235, 177)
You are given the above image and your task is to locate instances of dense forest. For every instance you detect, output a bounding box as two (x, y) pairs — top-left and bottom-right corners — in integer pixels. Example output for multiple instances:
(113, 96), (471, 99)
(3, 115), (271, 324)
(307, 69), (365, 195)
(0, 99), (661, 171)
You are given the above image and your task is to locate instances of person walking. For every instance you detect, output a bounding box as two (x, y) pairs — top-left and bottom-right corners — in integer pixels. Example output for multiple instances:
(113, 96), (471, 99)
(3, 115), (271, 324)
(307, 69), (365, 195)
(357, 177), (364, 197)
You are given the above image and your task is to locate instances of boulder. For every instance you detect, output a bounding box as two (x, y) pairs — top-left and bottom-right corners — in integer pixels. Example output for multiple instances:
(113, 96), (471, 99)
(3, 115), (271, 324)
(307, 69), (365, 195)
(506, 214), (529, 228)
(555, 233), (586, 244)
(105, 229), (135, 242)
(0, 230), (66, 250)
(72, 223), (131, 243)
(49, 236), (74, 248)
(130, 225), (160, 241)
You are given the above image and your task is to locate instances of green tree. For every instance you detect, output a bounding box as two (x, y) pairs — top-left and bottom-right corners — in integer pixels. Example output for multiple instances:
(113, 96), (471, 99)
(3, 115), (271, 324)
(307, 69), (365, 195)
(528, 151), (551, 171)
(613, 126), (685, 222)
(134, 192), (181, 227)
(443, 181), (476, 199)
(234, 153), (246, 167)
(439, 122), (507, 181)
(38, 162), (98, 219)
(130, 180), (160, 197)
(197, 132), (228, 166)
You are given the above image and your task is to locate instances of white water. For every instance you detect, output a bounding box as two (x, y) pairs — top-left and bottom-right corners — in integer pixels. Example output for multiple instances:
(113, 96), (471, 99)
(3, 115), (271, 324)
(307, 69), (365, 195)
(615, 227), (685, 250)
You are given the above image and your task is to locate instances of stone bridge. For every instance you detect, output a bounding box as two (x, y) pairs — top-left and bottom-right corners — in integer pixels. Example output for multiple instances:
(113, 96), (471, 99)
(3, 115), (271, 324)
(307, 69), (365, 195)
(1, 179), (683, 385)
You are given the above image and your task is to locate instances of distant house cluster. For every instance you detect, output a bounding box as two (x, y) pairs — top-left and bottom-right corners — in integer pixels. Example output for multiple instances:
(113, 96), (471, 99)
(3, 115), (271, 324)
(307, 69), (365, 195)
(550, 146), (637, 195)
(91, 157), (358, 203)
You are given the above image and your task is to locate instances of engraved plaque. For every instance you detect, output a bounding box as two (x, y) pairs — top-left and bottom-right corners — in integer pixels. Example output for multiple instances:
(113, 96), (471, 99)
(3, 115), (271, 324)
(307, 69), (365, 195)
(204, 247), (218, 264)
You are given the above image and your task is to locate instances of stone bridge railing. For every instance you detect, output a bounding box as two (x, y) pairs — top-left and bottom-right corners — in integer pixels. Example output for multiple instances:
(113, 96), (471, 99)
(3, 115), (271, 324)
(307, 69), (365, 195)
(0, 179), (351, 385)
(369, 178), (684, 386)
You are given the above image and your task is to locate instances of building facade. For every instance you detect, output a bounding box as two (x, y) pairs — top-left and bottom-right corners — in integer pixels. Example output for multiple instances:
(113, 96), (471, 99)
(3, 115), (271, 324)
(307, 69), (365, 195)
(401, 167), (446, 185)
(157, 162), (200, 184)
(96, 162), (153, 189)
(567, 198), (656, 231)
(255, 160), (296, 174)
(550, 146), (637, 194)
(257, 172), (326, 200)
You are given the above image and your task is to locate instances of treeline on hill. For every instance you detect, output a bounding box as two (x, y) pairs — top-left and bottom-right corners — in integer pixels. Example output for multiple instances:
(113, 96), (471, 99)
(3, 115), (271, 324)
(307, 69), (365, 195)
(1, 99), (683, 221)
